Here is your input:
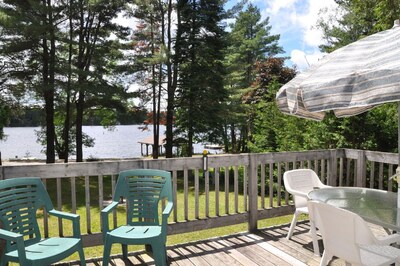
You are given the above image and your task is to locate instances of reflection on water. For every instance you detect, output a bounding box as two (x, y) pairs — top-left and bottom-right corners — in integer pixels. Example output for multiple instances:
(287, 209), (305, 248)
(1, 125), (204, 160)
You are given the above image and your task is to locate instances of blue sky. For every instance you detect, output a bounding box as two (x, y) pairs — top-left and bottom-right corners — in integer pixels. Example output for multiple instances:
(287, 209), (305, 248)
(116, 0), (338, 71)
(227, 0), (338, 70)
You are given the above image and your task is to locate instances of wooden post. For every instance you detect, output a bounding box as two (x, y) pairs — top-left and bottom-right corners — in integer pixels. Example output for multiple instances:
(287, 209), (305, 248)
(356, 150), (367, 187)
(328, 149), (338, 186)
(248, 154), (258, 232)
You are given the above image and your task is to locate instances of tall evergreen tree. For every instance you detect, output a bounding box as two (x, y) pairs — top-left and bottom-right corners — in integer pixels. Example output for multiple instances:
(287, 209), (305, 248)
(224, 4), (282, 153)
(0, 0), (64, 162)
(0, 0), (131, 162)
(174, 0), (227, 157)
(130, 0), (167, 159)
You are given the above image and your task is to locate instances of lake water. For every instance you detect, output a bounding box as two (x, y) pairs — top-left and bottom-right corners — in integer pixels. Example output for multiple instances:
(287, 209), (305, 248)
(0, 125), (204, 160)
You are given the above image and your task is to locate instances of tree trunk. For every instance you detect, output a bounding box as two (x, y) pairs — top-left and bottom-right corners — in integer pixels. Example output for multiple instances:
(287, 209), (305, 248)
(76, 92), (84, 162)
(43, 0), (55, 163)
(166, 0), (179, 158)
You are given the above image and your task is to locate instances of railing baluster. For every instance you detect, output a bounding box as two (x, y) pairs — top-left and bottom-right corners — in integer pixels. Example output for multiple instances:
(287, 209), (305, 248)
(234, 165), (238, 213)
(173, 170), (178, 222)
(369, 162), (375, 188)
(339, 158), (344, 187)
(277, 162), (282, 207)
(388, 164), (393, 192)
(71, 177), (77, 214)
(85, 175), (91, 234)
(57, 178), (63, 236)
(215, 167), (219, 216)
(379, 162), (384, 190)
(346, 159), (351, 186)
(195, 169), (199, 219)
(184, 168), (188, 220)
(284, 162), (289, 205)
(243, 166), (248, 212)
(260, 163), (265, 209)
(269, 163), (273, 208)
(225, 166), (229, 214)
(98, 175), (103, 229)
(205, 168), (210, 217)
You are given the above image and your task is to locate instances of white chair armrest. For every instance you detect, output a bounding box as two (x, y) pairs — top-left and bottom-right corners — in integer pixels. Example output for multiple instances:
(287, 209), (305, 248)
(377, 233), (400, 246)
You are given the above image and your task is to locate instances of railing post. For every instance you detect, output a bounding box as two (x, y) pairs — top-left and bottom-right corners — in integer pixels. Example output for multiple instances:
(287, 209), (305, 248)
(356, 150), (367, 187)
(0, 163), (3, 180)
(328, 149), (338, 186)
(248, 154), (258, 232)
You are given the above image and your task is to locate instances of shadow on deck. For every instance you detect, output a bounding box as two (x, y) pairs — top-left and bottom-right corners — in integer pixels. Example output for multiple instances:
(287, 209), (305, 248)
(57, 221), (357, 266)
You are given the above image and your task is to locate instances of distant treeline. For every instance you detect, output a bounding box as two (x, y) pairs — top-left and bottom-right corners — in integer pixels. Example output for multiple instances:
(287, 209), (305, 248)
(8, 107), (148, 127)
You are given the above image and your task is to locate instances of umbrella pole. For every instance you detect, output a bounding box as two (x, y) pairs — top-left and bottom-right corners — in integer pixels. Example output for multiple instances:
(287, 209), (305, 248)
(397, 103), (400, 207)
(396, 102), (400, 209)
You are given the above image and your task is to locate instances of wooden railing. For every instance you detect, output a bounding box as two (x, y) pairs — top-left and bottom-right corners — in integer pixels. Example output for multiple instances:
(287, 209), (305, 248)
(0, 148), (398, 248)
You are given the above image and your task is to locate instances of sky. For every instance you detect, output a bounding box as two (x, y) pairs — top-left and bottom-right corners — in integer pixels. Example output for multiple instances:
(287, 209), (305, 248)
(228, 0), (338, 70)
(115, 0), (339, 81)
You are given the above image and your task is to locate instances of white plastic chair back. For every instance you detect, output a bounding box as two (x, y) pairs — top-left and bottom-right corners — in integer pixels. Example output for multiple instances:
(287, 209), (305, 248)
(283, 169), (328, 208)
(308, 201), (377, 265)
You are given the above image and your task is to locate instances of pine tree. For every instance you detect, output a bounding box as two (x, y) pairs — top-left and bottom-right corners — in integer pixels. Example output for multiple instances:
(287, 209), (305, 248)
(174, 0), (227, 156)
(0, 0), (131, 162)
(224, 3), (283, 153)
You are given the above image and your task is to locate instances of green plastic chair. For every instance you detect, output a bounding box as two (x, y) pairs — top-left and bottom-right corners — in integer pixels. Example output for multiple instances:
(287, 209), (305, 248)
(102, 169), (173, 266)
(0, 177), (85, 266)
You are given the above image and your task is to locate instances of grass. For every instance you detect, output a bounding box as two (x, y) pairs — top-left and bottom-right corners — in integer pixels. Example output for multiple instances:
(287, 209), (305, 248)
(7, 175), (298, 264)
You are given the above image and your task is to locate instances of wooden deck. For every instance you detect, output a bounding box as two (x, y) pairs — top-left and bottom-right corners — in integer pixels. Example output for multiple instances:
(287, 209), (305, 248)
(58, 221), (360, 266)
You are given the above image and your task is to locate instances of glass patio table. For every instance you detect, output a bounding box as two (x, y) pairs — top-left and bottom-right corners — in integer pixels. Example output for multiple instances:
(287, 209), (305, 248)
(307, 187), (400, 256)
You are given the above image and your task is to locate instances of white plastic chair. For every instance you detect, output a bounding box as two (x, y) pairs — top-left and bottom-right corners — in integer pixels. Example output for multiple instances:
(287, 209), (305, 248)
(283, 169), (329, 240)
(308, 200), (400, 266)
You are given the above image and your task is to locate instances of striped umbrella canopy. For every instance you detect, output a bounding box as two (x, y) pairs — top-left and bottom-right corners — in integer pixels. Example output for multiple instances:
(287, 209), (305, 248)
(276, 20), (400, 166)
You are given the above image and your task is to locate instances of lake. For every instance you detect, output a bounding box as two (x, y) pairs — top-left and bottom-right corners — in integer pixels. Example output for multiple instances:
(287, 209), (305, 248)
(0, 125), (205, 160)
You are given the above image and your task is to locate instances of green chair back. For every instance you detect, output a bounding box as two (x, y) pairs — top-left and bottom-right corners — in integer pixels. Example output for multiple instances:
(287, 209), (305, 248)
(0, 178), (53, 252)
(114, 169), (173, 226)
(0, 177), (85, 266)
(102, 169), (173, 266)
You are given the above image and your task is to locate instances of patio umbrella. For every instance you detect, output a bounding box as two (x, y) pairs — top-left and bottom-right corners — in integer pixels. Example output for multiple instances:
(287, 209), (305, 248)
(276, 20), (400, 168)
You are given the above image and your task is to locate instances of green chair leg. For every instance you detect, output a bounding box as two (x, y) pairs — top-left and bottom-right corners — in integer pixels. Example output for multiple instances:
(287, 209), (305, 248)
(122, 243), (128, 259)
(152, 242), (167, 266)
(78, 244), (86, 266)
(102, 237), (112, 266)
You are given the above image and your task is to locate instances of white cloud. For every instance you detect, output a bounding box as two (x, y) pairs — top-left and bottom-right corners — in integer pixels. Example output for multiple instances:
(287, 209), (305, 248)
(293, 0), (337, 47)
(266, 0), (297, 15)
(259, 0), (338, 70)
(290, 49), (325, 71)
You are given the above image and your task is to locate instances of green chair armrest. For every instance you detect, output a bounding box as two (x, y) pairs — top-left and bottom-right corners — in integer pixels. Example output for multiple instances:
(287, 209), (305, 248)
(49, 209), (79, 220)
(101, 201), (119, 215)
(48, 209), (81, 238)
(162, 202), (173, 230)
(101, 201), (119, 241)
(0, 229), (27, 262)
(0, 228), (22, 241)
(162, 201), (173, 217)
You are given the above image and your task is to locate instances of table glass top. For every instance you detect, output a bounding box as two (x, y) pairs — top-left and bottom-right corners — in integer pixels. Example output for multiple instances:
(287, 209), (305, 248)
(308, 187), (400, 231)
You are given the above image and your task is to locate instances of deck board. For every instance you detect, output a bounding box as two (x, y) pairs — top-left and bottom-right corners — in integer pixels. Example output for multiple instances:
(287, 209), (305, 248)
(56, 221), (392, 266)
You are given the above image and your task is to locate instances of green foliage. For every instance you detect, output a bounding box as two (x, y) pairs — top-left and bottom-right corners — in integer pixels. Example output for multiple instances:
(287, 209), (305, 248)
(317, 0), (400, 52)
(0, 0), (134, 161)
(174, 0), (228, 156)
(223, 4), (283, 153)
(0, 101), (9, 139)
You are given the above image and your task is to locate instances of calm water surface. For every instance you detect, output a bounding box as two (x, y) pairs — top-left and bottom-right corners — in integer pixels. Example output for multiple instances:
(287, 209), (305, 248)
(0, 125), (176, 160)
